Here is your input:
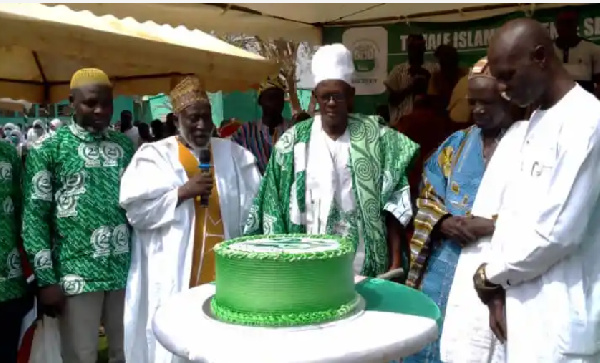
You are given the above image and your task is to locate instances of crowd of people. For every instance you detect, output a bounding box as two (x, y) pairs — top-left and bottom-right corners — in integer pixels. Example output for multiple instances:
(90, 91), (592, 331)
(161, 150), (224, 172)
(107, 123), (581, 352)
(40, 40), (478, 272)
(0, 12), (599, 363)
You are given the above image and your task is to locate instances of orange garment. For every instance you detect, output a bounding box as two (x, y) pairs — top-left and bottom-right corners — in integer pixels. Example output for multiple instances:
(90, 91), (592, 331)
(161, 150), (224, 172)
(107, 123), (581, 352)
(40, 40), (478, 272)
(177, 141), (225, 287)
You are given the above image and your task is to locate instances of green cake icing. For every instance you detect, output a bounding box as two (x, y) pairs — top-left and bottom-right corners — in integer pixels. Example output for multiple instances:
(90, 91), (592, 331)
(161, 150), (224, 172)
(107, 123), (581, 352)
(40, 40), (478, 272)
(211, 234), (360, 327)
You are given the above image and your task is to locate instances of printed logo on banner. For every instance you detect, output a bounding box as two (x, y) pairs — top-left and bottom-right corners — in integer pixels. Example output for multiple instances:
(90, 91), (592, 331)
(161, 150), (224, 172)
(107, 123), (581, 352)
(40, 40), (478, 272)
(343, 27), (388, 96)
(353, 40), (377, 73)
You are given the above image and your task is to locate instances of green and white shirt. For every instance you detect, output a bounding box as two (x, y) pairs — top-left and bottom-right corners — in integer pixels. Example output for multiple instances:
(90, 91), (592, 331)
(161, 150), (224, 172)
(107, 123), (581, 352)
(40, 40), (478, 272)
(22, 123), (135, 295)
(0, 142), (26, 302)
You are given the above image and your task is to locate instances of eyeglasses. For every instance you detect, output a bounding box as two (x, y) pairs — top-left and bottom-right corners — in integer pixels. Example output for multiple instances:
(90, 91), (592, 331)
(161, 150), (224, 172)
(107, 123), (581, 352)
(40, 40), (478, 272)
(316, 93), (346, 103)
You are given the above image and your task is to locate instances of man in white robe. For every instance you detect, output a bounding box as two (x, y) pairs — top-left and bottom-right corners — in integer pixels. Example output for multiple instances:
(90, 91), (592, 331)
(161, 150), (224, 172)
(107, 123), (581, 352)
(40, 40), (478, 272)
(119, 76), (261, 363)
(473, 18), (600, 362)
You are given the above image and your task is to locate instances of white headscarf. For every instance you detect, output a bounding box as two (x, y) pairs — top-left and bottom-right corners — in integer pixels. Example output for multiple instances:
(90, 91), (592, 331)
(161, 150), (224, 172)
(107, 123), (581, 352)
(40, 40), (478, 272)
(49, 118), (62, 133)
(27, 119), (46, 146)
(6, 129), (25, 153)
(311, 43), (355, 86)
(3, 123), (16, 135)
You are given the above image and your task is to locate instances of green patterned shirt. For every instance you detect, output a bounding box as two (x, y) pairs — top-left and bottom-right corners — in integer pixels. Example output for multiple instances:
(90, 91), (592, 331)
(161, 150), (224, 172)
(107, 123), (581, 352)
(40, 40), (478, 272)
(0, 142), (26, 302)
(22, 124), (134, 296)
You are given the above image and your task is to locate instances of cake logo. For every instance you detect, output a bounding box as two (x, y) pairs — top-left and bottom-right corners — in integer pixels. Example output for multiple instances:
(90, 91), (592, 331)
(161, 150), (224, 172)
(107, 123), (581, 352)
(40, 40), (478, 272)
(230, 237), (340, 254)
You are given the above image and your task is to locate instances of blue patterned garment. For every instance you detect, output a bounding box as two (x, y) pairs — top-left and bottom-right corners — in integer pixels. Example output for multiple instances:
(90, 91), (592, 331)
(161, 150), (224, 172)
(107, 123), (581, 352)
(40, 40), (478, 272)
(403, 126), (486, 363)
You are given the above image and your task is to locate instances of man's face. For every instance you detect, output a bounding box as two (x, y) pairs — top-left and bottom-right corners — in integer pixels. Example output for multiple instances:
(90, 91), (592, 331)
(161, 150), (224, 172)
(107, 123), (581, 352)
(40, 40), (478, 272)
(121, 111), (132, 122)
(556, 17), (578, 39)
(34, 124), (44, 136)
(407, 38), (426, 65)
(436, 46), (459, 70)
(468, 77), (510, 131)
(313, 80), (353, 127)
(489, 48), (546, 108)
(259, 88), (285, 116)
(177, 101), (214, 148)
(70, 84), (113, 133)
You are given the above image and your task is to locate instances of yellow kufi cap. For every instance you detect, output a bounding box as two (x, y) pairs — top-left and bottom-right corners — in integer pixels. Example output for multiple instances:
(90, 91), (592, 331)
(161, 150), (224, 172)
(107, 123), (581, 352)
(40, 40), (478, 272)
(170, 76), (209, 113)
(70, 68), (112, 89)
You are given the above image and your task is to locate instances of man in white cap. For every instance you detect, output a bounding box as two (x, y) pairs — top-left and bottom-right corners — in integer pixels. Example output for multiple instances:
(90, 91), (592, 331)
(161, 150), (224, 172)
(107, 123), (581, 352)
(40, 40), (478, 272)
(244, 43), (419, 277)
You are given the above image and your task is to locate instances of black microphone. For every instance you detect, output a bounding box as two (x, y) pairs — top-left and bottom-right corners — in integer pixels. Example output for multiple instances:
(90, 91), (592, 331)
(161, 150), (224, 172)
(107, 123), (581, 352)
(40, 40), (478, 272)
(198, 149), (211, 208)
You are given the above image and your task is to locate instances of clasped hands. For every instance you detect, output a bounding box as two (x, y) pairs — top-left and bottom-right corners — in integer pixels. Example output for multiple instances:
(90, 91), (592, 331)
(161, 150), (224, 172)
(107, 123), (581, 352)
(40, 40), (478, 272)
(439, 215), (495, 246)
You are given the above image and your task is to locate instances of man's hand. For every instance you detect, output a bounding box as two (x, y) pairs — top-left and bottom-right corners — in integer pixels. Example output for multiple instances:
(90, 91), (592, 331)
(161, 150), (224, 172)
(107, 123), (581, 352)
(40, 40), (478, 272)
(439, 216), (477, 246)
(178, 172), (213, 203)
(488, 293), (507, 343)
(38, 284), (65, 317)
(462, 216), (495, 240)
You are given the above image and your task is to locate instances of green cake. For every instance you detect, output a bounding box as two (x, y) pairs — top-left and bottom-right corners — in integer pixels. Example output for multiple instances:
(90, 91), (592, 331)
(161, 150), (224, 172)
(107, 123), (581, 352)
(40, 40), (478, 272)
(210, 234), (361, 327)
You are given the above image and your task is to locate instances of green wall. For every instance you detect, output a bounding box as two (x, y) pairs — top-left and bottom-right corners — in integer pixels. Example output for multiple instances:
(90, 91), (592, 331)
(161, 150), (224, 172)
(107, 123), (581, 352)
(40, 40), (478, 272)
(143, 90), (311, 126)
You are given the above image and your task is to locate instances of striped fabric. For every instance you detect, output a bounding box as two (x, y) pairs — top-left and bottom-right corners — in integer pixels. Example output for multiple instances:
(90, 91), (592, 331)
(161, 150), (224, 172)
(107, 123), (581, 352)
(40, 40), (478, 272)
(406, 126), (482, 288)
(403, 126), (486, 363)
(231, 119), (293, 174)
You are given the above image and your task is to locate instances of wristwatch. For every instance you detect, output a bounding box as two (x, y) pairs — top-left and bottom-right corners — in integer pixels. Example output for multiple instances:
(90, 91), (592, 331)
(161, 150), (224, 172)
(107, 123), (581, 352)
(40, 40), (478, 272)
(473, 263), (503, 305)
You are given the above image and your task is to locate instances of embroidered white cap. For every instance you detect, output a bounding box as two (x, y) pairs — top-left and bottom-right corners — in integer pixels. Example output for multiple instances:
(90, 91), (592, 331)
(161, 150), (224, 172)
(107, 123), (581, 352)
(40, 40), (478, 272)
(311, 43), (354, 87)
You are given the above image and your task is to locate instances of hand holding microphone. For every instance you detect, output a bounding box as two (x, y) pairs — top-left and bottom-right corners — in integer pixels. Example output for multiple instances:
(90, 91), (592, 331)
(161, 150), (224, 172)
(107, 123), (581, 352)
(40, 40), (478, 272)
(177, 149), (213, 205)
(198, 149), (211, 207)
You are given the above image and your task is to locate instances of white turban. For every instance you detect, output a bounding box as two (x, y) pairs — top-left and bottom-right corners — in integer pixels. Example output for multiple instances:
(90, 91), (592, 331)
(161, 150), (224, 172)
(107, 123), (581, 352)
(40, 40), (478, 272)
(311, 43), (354, 86)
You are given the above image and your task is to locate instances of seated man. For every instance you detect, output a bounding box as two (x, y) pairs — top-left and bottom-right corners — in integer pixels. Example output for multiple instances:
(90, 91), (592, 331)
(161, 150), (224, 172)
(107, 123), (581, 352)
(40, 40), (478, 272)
(244, 44), (419, 277)
(119, 76), (261, 363)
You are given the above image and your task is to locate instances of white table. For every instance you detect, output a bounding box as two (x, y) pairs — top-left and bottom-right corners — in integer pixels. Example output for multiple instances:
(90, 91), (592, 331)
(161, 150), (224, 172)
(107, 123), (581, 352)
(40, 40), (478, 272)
(153, 283), (439, 363)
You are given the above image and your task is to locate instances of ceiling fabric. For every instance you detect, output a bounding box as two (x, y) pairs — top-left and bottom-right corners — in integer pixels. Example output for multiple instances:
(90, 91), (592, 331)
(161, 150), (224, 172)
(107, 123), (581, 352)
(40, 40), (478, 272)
(51, 3), (575, 44)
(0, 3), (278, 103)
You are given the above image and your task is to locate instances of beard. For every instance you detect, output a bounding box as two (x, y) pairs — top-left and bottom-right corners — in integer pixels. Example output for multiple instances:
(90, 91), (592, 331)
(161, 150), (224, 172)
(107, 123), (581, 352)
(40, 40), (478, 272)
(179, 126), (210, 151)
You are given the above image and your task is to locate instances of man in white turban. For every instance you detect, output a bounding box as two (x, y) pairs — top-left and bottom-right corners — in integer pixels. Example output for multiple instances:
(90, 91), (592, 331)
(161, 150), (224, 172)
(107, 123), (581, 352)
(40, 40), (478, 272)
(244, 43), (419, 277)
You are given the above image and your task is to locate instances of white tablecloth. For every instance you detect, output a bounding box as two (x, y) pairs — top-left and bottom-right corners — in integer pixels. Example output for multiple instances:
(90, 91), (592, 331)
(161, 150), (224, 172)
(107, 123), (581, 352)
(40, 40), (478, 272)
(153, 284), (438, 363)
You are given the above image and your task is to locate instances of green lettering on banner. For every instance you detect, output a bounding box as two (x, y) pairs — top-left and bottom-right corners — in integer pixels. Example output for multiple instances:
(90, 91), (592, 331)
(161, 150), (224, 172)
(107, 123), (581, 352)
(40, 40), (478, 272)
(321, 4), (600, 114)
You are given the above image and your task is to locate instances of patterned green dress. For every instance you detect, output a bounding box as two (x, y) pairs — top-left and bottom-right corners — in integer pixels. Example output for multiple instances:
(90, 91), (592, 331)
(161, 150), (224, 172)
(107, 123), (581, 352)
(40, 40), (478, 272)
(244, 114), (419, 277)
(22, 124), (134, 295)
(0, 142), (26, 302)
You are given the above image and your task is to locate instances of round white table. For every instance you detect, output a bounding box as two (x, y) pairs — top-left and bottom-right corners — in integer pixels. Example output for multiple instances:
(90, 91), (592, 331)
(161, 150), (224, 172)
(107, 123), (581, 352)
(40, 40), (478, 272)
(153, 279), (440, 363)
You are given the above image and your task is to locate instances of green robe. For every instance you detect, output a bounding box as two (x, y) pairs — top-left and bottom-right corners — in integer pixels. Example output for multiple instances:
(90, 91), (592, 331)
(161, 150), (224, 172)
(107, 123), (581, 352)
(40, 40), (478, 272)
(244, 114), (419, 276)
(22, 124), (135, 295)
(0, 141), (26, 302)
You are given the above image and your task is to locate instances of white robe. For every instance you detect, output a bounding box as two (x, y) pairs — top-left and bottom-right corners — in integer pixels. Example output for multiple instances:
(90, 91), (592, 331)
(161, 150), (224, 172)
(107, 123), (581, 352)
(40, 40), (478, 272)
(119, 136), (261, 363)
(440, 121), (528, 363)
(303, 116), (413, 274)
(486, 85), (600, 362)
(305, 117), (365, 272)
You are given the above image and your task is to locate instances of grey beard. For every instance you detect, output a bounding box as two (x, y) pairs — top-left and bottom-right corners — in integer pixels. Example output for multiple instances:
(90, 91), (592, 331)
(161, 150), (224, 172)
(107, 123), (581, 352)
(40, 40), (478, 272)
(178, 127), (209, 151)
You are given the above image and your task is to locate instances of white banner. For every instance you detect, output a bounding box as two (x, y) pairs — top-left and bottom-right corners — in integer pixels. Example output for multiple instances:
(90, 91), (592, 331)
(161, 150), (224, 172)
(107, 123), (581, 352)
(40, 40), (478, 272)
(342, 26), (388, 95)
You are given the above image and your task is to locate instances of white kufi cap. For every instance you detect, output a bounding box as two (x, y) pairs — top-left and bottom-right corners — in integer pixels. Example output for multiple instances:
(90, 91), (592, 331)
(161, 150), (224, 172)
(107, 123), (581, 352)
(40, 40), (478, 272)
(311, 43), (354, 86)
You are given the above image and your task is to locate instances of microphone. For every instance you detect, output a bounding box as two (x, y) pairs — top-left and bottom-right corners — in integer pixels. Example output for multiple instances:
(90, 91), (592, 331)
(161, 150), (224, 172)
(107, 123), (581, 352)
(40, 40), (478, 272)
(198, 149), (211, 208)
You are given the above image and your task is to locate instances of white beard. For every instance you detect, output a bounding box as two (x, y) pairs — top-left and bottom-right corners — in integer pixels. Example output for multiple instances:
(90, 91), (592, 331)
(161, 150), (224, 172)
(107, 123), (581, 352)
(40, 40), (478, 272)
(178, 127), (210, 152)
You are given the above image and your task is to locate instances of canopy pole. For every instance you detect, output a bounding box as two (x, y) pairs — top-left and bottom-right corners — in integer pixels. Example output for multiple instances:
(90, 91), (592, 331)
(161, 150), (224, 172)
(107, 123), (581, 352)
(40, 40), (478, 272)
(31, 51), (50, 103)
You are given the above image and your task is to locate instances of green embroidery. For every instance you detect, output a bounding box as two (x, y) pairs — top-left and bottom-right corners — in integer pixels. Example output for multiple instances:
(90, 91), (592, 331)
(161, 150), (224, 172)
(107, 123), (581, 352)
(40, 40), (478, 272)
(22, 125), (135, 295)
(244, 116), (419, 277)
(0, 142), (26, 302)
